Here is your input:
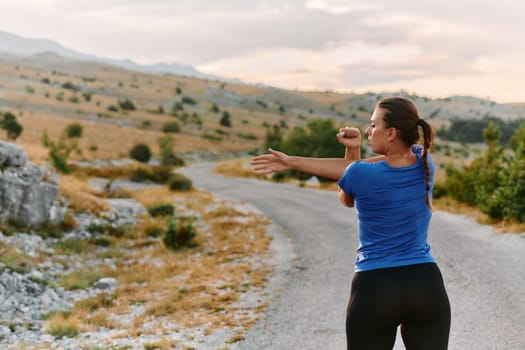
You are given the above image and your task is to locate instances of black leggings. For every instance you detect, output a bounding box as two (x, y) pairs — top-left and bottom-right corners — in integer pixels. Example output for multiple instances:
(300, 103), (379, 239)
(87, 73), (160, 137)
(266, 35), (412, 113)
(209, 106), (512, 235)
(346, 263), (450, 350)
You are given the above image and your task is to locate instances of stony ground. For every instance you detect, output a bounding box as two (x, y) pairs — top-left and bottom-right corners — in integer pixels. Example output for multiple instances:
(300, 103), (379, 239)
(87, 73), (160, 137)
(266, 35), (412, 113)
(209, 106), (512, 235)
(0, 177), (279, 350)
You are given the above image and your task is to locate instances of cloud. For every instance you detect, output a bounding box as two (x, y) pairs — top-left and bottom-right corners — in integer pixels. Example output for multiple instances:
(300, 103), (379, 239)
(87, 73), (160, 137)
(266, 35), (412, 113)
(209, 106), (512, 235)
(0, 0), (524, 101)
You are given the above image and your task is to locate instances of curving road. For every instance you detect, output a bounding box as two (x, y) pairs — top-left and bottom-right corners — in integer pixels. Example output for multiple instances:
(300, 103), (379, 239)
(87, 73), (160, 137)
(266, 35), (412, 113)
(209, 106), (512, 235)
(180, 163), (525, 350)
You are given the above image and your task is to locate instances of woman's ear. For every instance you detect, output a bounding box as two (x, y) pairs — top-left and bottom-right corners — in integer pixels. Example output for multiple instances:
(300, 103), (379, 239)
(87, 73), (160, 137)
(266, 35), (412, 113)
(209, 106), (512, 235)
(387, 127), (398, 142)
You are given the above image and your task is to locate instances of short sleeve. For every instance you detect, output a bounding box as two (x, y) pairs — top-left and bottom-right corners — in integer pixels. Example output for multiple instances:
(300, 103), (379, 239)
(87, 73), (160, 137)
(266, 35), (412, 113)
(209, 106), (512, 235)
(338, 161), (365, 197)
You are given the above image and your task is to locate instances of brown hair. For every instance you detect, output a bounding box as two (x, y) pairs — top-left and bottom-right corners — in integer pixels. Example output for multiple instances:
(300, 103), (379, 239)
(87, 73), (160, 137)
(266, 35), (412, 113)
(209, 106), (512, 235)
(377, 97), (435, 209)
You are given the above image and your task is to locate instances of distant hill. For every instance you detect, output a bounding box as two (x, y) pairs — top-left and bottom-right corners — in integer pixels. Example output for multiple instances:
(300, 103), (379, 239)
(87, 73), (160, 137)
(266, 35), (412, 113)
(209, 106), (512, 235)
(0, 30), (224, 81)
(1, 30), (524, 122)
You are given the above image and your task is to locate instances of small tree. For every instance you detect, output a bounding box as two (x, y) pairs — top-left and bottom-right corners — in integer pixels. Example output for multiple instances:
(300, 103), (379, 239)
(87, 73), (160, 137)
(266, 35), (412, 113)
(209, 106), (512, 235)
(168, 173), (192, 191)
(162, 121), (180, 133)
(210, 103), (220, 113)
(65, 123), (83, 138)
(118, 99), (136, 111)
(61, 81), (78, 91)
(42, 130), (77, 173)
(220, 111), (231, 127)
(158, 135), (184, 166)
(129, 143), (151, 163)
(147, 204), (175, 217)
(181, 96), (197, 105)
(0, 112), (23, 140)
(163, 219), (196, 250)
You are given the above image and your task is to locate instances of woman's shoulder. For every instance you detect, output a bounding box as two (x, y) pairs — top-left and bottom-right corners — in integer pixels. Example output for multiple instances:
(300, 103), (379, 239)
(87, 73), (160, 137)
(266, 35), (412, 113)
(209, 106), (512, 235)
(345, 159), (384, 176)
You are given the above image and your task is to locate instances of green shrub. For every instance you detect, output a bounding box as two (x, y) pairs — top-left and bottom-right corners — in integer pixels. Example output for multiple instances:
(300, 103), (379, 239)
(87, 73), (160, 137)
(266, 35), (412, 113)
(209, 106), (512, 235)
(129, 143), (152, 163)
(68, 95), (79, 104)
(61, 81), (78, 91)
(444, 121), (525, 222)
(65, 123), (83, 138)
(145, 226), (164, 238)
(167, 173), (192, 191)
(82, 92), (92, 102)
(147, 204), (175, 217)
(181, 96), (197, 105)
(0, 112), (23, 140)
(86, 223), (131, 237)
(88, 236), (112, 247)
(158, 135), (184, 166)
(163, 219), (196, 250)
(210, 103), (220, 113)
(118, 99), (136, 111)
(130, 165), (172, 183)
(42, 130), (77, 173)
(220, 111), (231, 127)
(162, 121), (180, 133)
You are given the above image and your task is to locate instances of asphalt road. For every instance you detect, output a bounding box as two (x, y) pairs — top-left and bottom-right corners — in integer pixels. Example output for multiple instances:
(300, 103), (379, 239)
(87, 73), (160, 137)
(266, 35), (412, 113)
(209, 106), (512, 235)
(180, 163), (525, 350)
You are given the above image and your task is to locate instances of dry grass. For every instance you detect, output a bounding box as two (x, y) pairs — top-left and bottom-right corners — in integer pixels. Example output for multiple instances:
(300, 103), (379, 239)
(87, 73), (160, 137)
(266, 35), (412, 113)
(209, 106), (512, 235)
(213, 158), (268, 180)
(0, 242), (36, 274)
(433, 197), (525, 234)
(62, 187), (273, 343)
(59, 174), (111, 215)
(44, 312), (81, 339)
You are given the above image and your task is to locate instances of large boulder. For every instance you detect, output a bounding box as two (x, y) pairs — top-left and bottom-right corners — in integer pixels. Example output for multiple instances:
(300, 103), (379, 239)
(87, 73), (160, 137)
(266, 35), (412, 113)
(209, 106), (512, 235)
(0, 142), (59, 225)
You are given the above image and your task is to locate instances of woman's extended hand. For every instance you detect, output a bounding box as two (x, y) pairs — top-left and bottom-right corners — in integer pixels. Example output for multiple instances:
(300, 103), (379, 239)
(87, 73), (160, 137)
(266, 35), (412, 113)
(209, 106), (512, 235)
(251, 148), (291, 175)
(337, 127), (362, 149)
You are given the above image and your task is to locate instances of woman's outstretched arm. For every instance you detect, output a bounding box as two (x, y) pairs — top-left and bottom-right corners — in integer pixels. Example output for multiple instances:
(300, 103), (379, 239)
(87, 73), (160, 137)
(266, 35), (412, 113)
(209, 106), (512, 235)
(252, 127), (369, 180)
(251, 149), (354, 180)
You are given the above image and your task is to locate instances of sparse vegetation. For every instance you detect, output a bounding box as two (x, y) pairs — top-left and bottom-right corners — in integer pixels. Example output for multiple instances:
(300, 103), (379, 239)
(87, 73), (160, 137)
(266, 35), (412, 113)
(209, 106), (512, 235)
(162, 121), (181, 133)
(220, 111), (232, 127)
(147, 203), (175, 217)
(118, 98), (136, 111)
(129, 143), (152, 163)
(444, 121), (525, 222)
(0, 111), (23, 140)
(167, 173), (193, 191)
(42, 128), (78, 173)
(65, 122), (83, 138)
(158, 135), (184, 166)
(162, 218), (196, 250)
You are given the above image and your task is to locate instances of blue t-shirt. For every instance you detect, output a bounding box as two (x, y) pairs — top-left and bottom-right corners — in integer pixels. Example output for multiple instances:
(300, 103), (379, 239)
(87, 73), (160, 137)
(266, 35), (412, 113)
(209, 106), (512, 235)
(338, 145), (436, 272)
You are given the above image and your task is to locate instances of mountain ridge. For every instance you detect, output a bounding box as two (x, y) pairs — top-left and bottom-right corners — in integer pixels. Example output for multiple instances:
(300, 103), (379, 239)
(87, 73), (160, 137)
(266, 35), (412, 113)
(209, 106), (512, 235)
(0, 30), (234, 82)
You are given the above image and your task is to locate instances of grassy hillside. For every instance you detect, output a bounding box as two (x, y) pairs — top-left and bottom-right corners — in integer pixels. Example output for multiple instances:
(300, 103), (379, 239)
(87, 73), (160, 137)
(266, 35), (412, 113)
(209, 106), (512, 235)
(1, 53), (524, 166)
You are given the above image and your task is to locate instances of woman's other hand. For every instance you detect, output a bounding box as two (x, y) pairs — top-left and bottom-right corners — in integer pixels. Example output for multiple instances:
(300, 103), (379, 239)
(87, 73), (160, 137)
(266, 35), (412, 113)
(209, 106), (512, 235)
(251, 148), (291, 175)
(337, 127), (362, 149)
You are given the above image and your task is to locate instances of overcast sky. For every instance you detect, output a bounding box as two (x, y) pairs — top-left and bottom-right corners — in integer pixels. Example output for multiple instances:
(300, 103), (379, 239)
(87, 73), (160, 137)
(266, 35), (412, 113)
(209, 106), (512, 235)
(1, 0), (524, 103)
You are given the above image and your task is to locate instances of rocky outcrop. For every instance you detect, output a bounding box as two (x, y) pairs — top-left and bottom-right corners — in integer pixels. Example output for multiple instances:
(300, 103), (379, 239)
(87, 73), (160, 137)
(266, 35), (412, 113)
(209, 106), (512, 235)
(0, 141), (60, 225)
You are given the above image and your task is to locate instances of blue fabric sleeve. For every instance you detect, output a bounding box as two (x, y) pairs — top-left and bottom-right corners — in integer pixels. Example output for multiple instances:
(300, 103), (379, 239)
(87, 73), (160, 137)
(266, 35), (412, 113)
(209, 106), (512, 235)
(338, 161), (364, 197)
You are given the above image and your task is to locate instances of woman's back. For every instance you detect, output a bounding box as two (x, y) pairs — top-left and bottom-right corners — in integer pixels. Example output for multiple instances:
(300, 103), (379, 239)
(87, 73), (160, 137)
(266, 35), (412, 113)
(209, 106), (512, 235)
(338, 145), (435, 272)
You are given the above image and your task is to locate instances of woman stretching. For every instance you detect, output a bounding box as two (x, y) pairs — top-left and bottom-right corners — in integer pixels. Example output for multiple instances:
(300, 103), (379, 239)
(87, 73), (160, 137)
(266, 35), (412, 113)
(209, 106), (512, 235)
(251, 97), (450, 350)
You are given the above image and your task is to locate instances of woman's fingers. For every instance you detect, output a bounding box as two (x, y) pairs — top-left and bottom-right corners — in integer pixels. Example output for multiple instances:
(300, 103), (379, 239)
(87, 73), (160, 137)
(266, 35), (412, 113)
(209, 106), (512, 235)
(250, 154), (276, 165)
(251, 149), (290, 175)
(338, 127), (361, 138)
(253, 166), (273, 175)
